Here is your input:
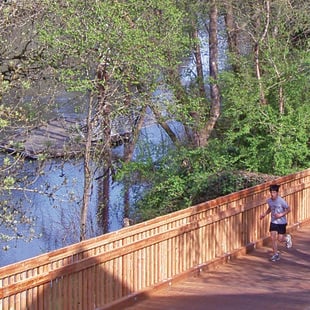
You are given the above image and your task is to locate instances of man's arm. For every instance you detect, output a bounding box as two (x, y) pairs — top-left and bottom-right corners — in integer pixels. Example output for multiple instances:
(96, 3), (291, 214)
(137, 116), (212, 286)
(274, 205), (291, 219)
(260, 207), (271, 220)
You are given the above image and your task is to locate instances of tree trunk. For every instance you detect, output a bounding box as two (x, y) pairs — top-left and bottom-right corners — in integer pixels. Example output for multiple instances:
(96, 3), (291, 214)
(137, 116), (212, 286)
(224, 1), (240, 72)
(96, 61), (113, 233)
(254, 0), (270, 105)
(80, 94), (95, 241)
(192, 24), (206, 98)
(199, 0), (220, 147)
(151, 105), (179, 144)
(97, 166), (110, 234)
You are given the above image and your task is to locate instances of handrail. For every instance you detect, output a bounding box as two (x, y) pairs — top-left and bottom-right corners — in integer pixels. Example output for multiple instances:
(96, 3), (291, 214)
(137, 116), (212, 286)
(0, 168), (309, 310)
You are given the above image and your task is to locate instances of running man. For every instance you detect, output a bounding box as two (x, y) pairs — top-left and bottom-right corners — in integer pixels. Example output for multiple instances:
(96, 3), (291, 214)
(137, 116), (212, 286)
(260, 184), (292, 261)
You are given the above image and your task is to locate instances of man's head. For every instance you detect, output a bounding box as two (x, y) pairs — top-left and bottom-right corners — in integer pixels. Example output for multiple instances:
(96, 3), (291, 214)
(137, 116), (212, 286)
(269, 184), (280, 200)
(269, 184), (280, 192)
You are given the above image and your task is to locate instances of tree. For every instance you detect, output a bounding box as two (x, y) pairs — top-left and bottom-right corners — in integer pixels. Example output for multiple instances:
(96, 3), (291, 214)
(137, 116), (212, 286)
(158, 0), (222, 147)
(116, 0), (309, 220)
(0, 1), (56, 121)
(218, 0), (310, 174)
(203, 0), (221, 145)
(0, 1), (55, 247)
(39, 0), (187, 239)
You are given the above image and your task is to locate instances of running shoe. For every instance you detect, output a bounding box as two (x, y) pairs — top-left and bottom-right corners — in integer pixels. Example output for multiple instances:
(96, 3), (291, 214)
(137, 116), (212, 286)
(286, 234), (292, 248)
(270, 253), (280, 262)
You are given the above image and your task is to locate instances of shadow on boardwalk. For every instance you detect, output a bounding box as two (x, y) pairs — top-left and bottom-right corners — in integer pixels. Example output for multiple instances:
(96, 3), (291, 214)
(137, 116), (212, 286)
(121, 224), (310, 310)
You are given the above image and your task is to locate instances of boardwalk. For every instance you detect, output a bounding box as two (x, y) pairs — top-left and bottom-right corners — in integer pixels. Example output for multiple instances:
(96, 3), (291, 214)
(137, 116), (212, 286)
(115, 224), (310, 310)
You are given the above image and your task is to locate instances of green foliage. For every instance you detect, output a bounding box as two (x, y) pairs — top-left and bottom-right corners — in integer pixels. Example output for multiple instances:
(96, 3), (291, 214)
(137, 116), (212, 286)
(137, 175), (189, 219)
(117, 141), (277, 222)
(219, 52), (309, 175)
(117, 144), (233, 220)
(217, 0), (310, 175)
(39, 0), (188, 98)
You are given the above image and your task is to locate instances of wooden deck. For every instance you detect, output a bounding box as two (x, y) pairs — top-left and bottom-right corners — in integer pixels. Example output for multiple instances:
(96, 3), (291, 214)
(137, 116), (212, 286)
(105, 223), (310, 310)
(0, 117), (131, 159)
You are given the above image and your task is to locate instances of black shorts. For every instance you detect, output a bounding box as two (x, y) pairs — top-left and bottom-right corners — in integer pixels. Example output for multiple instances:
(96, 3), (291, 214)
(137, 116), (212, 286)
(269, 223), (287, 234)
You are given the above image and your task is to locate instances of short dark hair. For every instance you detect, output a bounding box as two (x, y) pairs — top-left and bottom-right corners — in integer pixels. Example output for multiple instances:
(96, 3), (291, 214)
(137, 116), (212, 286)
(269, 184), (280, 192)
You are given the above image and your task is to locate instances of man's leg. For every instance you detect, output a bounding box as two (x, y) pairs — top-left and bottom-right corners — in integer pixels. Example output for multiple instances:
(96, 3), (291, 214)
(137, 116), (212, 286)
(278, 233), (292, 248)
(286, 234), (292, 248)
(270, 230), (278, 254)
(270, 231), (280, 261)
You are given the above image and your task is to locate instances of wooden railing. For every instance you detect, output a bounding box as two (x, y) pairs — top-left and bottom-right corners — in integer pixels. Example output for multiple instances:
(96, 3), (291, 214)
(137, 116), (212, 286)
(0, 168), (309, 310)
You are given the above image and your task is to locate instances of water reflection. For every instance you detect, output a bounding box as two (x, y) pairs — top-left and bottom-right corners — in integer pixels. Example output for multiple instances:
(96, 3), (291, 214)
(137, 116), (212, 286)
(0, 159), (97, 266)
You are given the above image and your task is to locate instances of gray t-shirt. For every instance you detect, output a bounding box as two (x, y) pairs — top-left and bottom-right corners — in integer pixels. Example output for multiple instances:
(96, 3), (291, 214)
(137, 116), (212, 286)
(267, 196), (289, 224)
